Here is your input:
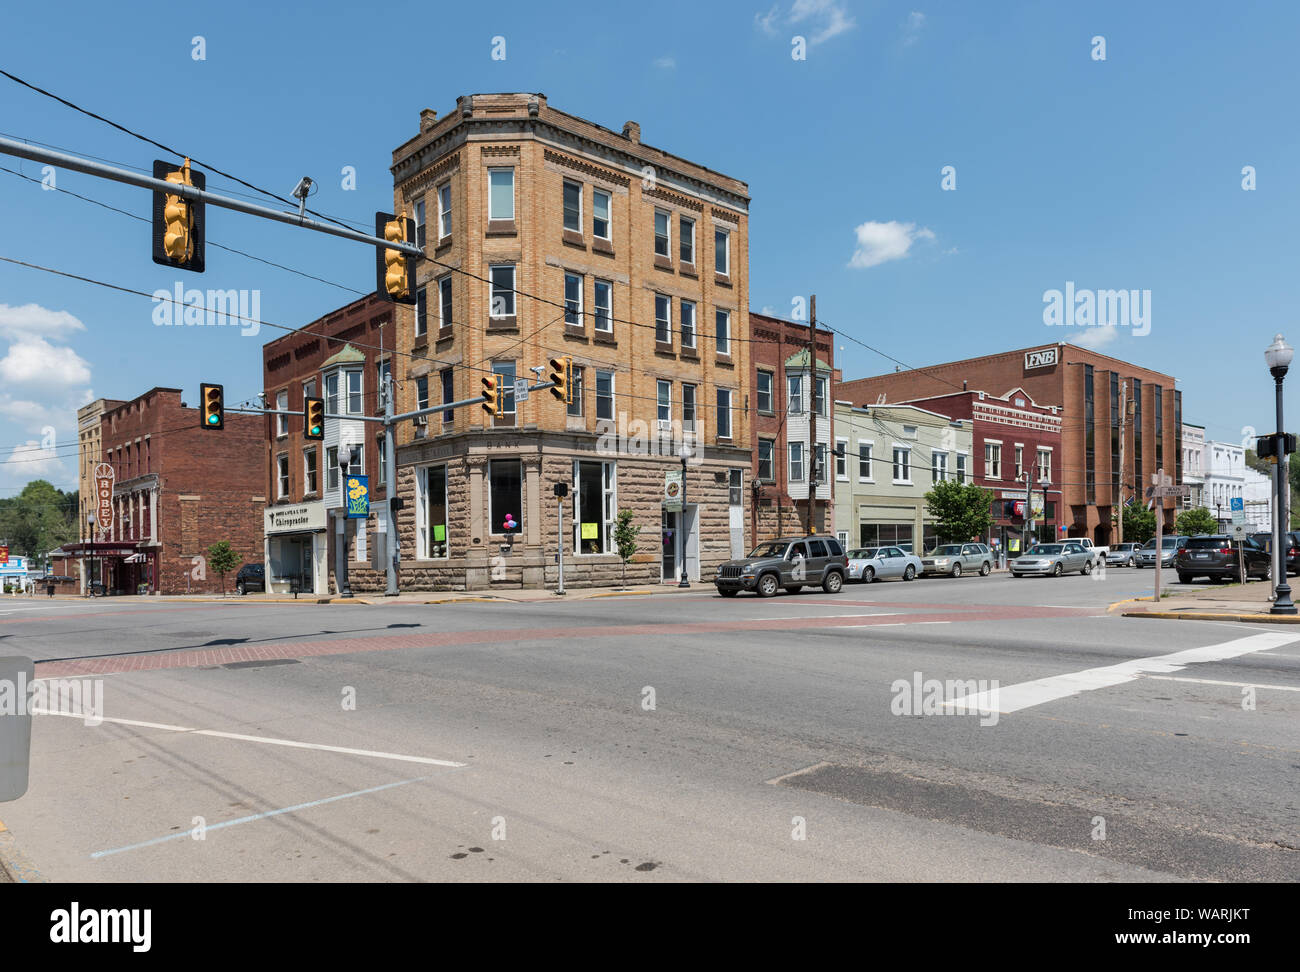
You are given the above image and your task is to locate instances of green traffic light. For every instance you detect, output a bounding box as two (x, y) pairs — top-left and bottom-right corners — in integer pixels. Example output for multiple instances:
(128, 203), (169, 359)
(207, 414), (219, 425)
(310, 426), (321, 436)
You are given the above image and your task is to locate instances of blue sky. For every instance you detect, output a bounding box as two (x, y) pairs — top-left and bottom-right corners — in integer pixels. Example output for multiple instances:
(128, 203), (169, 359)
(1, 0), (1297, 490)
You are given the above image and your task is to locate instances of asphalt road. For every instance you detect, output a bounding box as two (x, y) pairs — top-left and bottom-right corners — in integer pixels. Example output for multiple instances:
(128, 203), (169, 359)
(1, 566), (1296, 882)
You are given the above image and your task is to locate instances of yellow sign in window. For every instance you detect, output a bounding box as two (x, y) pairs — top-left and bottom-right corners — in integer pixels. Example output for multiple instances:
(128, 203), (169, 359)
(581, 522), (598, 540)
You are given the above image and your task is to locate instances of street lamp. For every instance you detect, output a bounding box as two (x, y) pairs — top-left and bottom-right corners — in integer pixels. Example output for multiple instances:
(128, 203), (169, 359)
(86, 514), (95, 597)
(1265, 333), (1295, 614)
(678, 444), (691, 588)
(1039, 475), (1051, 543)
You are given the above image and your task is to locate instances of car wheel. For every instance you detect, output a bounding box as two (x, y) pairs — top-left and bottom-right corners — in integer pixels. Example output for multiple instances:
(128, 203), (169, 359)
(1052, 563), (1063, 577)
(903, 565), (916, 581)
(864, 566), (875, 583)
(1082, 560), (1092, 575)
(979, 561), (991, 576)
(718, 589), (738, 597)
(757, 573), (780, 597)
(1262, 562), (1273, 581)
(822, 571), (843, 594)
(1127, 557), (1136, 568)
(785, 585), (803, 595)
(951, 563), (962, 578)
(236, 582), (245, 596)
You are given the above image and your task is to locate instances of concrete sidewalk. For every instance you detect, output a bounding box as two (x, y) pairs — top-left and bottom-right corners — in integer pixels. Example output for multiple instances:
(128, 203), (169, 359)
(1116, 576), (1300, 623)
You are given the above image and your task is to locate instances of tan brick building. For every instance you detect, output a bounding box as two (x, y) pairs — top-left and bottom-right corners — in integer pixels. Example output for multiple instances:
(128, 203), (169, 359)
(386, 93), (753, 589)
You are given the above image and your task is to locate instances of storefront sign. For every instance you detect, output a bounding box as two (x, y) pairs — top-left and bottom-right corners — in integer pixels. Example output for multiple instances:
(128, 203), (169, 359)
(94, 462), (114, 538)
(0, 546), (7, 565)
(346, 475), (370, 519)
(664, 470), (683, 512)
(1024, 347), (1058, 371)
(264, 502), (327, 534)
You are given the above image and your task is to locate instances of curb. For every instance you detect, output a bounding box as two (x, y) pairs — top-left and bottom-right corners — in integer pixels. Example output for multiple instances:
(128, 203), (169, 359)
(1122, 610), (1300, 624)
(0, 819), (46, 883)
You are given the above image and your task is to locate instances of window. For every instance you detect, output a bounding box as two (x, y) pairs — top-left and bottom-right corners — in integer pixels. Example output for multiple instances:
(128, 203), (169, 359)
(682, 383), (696, 431)
(836, 438), (848, 480)
(325, 373), (339, 414)
(421, 464), (448, 558)
(654, 209), (670, 257)
(789, 442), (804, 481)
(788, 375), (803, 414)
(326, 446), (339, 491)
(441, 367), (454, 426)
(715, 309), (731, 354)
(562, 180), (582, 233)
(415, 286), (428, 338)
(814, 444), (827, 484)
(592, 189), (610, 239)
(490, 264), (515, 317)
(657, 379), (671, 427)
(416, 375), (429, 411)
(758, 440), (775, 480)
(756, 370), (774, 413)
(932, 451), (948, 482)
(437, 182), (452, 239)
(716, 388), (732, 439)
(438, 274), (453, 330)
(985, 442), (1002, 479)
(714, 227), (730, 275)
(574, 460), (615, 555)
(489, 459), (522, 534)
(893, 446), (911, 483)
(276, 390), (288, 437)
(1014, 444), (1023, 480)
(493, 361), (516, 416)
(303, 448), (317, 494)
(680, 300), (696, 349)
(858, 442), (873, 481)
(730, 469), (743, 507)
(413, 199), (426, 249)
(655, 294), (671, 343)
(679, 216), (695, 265)
(594, 280), (612, 332)
(956, 453), (968, 484)
(568, 367), (584, 417)
(596, 370), (614, 421)
(565, 273), (583, 326)
(488, 168), (514, 220)
(346, 369), (362, 415)
(814, 375), (827, 416)
(1037, 448), (1052, 483)
(276, 453), (289, 498)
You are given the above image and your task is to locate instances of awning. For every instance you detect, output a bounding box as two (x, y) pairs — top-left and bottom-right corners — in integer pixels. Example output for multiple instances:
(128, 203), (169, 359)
(124, 553), (148, 563)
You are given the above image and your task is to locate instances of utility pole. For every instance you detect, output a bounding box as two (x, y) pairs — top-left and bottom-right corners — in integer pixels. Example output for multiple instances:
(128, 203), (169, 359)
(807, 294), (817, 535)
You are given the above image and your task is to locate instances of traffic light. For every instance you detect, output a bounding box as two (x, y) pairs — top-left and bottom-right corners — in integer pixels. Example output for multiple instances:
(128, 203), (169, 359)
(481, 374), (502, 417)
(374, 211), (416, 304)
(200, 383), (224, 430)
(152, 159), (205, 272)
(548, 356), (572, 403)
(304, 397), (325, 440)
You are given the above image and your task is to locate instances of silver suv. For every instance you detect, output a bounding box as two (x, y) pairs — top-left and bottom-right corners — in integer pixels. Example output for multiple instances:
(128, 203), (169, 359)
(1138, 535), (1189, 568)
(715, 536), (849, 597)
(920, 542), (993, 578)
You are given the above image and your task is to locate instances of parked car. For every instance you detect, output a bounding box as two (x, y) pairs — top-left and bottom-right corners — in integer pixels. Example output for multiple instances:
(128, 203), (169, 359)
(1175, 535), (1272, 583)
(920, 543), (993, 578)
(848, 545), (923, 583)
(1249, 530), (1300, 575)
(235, 562), (266, 595)
(1137, 535), (1189, 568)
(1074, 537), (1109, 567)
(1106, 542), (1141, 567)
(715, 536), (848, 597)
(1010, 541), (1095, 577)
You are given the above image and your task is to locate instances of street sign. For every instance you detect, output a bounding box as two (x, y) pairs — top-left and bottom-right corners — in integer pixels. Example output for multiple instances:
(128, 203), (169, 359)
(1232, 524), (1248, 540)
(1153, 484), (1191, 498)
(1230, 496), (1246, 525)
(513, 378), (529, 403)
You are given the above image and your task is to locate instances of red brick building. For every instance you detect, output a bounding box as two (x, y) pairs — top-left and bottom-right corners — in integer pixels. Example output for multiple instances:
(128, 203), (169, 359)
(749, 311), (834, 542)
(261, 294), (394, 595)
(891, 387), (1064, 554)
(64, 387), (264, 594)
(837, 342), (1181, 544)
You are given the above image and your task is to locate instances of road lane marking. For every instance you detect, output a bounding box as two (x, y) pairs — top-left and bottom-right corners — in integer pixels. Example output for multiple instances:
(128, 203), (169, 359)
(1140, 674), (1300, 692)
(89, 776), (429, 859)
(943, 631), (1299, 715)
(841, 620), (951, 628)
(31, 708), (467, 767)
(746, 613), (903, 621)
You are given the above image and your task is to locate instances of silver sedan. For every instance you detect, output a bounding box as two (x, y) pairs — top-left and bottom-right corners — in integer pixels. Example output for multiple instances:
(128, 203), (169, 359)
(847, 546), (923, 583)
(1010, 542), (1094, 577)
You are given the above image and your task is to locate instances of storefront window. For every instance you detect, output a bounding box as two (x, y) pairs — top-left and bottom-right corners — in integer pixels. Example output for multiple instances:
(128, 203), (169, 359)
(422, 464), (448, 558)
(490, 459), (522, 534)
(858, 523), (914, 551)
(574, 460), (615, 554)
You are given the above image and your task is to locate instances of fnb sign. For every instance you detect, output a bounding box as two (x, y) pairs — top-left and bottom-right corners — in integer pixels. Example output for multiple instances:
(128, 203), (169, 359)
(1024, 347), (1058, 370)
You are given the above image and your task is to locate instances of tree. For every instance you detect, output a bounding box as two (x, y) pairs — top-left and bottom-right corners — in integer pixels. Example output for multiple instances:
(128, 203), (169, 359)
(0, 480), (79, 563)
(923, 480), (995, 546)
(1122, 503), (1156, 544)
(612, 509), (642, 589)
(1175, 507), (1218, 537)
(206, 541), (240, 596)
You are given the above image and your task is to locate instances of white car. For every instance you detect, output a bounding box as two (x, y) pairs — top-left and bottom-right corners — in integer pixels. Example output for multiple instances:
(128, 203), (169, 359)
(846, 546), (923, 583)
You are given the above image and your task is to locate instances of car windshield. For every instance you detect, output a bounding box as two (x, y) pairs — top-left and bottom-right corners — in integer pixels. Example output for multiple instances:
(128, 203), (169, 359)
(1026, 545), (1063, 555)
(933, 545), (962, 555)
(748, 542), (789, 559)
(849, 548), (878, 559)
(1161, 538), (1182, 548)
(1141, 540), (1156, 549)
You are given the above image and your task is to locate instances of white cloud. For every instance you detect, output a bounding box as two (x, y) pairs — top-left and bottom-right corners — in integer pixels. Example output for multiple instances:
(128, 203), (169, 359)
(758, 1), (855, 45)
(755, 4), (781, 35)
(653, 55), (676, 69)
(848, 220), (935, 269)
(0, 303), (86, 341)
(1071, 325), (1119, 350)
(0, 336), (92, 388)
(902, 11), (926, 46)
(0, 441), (70, 488)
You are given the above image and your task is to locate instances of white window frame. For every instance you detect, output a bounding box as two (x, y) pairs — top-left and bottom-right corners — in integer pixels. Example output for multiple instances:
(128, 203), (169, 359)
(413, 199), (426, 249)
(562, 179), (582, 234)
(276, 453), (289, 498)
(956, 451), (968, 484)
(438, 274), (453, 330)
(565, 273), (584, 326)
(682, 382), (696, 431)
(655, 294), (671, 344)
(276, 390), (288, 437)
(858, 441), (874, 482)
(417, 463), (450, 560)
(594, 280), (612, 332)
(789, 441), (805, 482)
(836, 437), (849, 481)
(415, 286), (428, 338)
(326, 446), (339, 492)
(488, 167), (515, 220)
(680, 299), (696, 349)
(592, 188), (611, 240)
(437, 182), (452, 239)
(572, 459), (617, 556)
(595, 370), (615, 421)
(657, 379), (672, 429)
(716, 388), (732, 440)
(653, 209), (671, 258)
(1037, 447), (1053, 483)
(814, 375), (827, 417)
(758, 438), (775, 481)
(757, 370), (774, 414)
(1014, 443), (1024, 480)
(788, 375), (803, 414)
(715, 227), (730, 275)
(490, 263), (516, 318)
(679, 214), (695, 265)
(985, 440), (1002, 480)
(345, 368), (363, 416)
(715, 308), (731, 355)
(932, 451), (949, 482)
(303, 447), (317, 495)
(493, 361), (517, 417)
(893, 445), (912, 485)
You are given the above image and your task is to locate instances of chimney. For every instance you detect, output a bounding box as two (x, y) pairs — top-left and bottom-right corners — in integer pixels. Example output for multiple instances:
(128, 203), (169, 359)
(420, 108), (437, 132)
(622, 120), (641, 143)
(458, 94), (474, 118)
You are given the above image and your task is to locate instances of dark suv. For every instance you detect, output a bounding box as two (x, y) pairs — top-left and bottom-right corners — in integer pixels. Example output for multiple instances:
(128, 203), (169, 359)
(1175, 536), (1271, 583)
(235, 563), (266, 595)
(714, 536), (849, 597)
(1249, 531), (1300, 575)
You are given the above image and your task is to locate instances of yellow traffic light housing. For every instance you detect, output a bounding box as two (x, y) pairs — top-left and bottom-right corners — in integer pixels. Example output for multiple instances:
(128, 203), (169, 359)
(304, 397), (325, 440)
(152, 159), (205, 272)
(481, 374), (502, 418)
(548, 356), (572, 403)
(374, 211), (416, 305)
(200, 383), (224, 430)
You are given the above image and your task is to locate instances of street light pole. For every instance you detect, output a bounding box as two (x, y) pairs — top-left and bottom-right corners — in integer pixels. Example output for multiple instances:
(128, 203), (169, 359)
(1266, 334), (1296, 615)
(86, 514), (95, 597)
(678, 445), (691, 588)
